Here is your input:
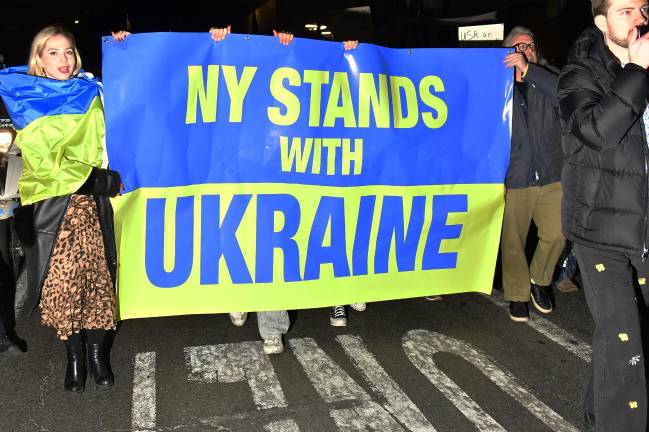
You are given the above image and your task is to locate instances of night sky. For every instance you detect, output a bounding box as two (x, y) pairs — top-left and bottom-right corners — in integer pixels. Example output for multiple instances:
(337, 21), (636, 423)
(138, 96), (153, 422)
(1, 0), (593, 75)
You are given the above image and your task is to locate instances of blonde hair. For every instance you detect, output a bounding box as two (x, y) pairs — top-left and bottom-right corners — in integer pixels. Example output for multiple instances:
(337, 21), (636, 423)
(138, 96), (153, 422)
(27, 25), (82, 77)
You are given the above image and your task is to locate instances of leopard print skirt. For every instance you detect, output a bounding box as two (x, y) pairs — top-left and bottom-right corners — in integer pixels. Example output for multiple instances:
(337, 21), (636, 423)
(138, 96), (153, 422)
(39, 194), (116, 340)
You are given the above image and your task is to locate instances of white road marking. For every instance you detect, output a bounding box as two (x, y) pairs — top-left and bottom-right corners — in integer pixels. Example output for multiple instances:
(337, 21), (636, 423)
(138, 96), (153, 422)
(289, 337), (370, 403)
(330, 401), (405, 431)
(132, 351), (157, 431)
(403, 330), (579, 432)
(185, 341), (287, 410)
(485, 291), (592, 362)
(336, 334), (437, 431)
(264, 419), (301, 432)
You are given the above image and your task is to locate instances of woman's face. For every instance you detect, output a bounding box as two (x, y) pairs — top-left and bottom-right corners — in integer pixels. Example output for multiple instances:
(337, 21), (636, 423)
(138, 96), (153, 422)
(39, 34), (76, 80)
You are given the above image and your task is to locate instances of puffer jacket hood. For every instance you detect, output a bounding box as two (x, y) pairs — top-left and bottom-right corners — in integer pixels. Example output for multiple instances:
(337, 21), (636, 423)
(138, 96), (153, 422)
(566, 27), (620, 72)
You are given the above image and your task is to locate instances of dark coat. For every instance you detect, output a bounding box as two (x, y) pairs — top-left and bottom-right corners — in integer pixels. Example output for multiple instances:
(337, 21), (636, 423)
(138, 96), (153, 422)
(506, 63), (563, 189)
(558, 26), (649, 257)
(14, 168), (121, 316)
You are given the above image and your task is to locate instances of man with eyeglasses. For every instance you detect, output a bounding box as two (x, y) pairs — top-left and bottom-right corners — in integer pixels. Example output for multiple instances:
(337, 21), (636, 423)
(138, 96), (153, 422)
(500, 26), (565, 323)
(558, 0), (649, 430)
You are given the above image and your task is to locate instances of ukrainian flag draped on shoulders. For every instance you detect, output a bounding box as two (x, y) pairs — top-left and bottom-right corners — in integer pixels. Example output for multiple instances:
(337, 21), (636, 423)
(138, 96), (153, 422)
(0, 66), (105, 205)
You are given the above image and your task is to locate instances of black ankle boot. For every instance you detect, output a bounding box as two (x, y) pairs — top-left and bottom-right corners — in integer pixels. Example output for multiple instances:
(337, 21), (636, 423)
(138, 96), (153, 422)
(86, 343), (114, 389)
(64, 344), (85, 393)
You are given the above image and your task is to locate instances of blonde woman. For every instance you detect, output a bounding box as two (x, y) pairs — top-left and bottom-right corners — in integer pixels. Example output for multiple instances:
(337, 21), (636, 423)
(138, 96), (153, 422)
(0, 26), (128, 392)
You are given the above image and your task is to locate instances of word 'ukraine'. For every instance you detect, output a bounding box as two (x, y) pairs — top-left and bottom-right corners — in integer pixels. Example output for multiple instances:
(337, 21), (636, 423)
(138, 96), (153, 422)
(145, 193), (467, 287)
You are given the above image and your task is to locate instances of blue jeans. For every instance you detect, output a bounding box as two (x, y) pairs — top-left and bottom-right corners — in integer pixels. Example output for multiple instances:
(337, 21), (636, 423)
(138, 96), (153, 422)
(257, 310), (289, 339)
(574, 243), (649, 432)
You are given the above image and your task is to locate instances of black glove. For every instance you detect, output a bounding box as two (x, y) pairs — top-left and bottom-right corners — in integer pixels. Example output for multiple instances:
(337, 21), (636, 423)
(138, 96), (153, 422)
(77, 168), (122, 197)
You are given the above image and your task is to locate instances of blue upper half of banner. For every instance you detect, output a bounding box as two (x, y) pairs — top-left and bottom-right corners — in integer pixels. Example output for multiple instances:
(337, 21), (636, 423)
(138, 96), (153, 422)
(102, 33), (512, 191)
(0, 66), (101, 130)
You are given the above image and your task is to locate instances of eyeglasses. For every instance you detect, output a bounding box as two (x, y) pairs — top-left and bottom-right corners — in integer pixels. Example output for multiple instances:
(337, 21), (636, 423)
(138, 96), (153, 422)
(512, 42), (538, 52)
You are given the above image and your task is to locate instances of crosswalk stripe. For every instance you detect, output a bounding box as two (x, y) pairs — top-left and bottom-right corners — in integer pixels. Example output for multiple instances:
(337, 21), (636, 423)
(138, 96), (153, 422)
(336, 335), (437, 431)
(132, 352), (157, 431)
(330, 401), (406, 431)
(403, 330), (579, 432)
(264, 419), (301, 432)
(185, 341), (287, 410)
(289, 337), (370, 403)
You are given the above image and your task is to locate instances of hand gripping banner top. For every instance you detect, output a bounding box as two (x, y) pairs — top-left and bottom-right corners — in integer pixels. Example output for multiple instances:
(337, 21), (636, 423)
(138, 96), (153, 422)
(102, 33), (513, 319)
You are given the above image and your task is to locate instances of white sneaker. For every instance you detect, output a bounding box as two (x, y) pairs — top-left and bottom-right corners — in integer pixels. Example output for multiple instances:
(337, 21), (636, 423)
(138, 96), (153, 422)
(229, 312), (248, 327)
(263, 335), (284, 354)
(350, 303), (366, 312)
(330, 305), (348, 327)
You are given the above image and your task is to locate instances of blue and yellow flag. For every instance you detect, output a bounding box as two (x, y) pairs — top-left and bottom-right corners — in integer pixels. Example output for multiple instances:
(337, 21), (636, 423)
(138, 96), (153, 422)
(0, 66), (105, 205)
(103, 33), (512, 319)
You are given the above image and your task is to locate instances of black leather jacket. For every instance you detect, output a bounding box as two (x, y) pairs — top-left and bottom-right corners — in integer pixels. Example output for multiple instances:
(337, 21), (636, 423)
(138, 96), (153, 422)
(14, 168), (120, 315)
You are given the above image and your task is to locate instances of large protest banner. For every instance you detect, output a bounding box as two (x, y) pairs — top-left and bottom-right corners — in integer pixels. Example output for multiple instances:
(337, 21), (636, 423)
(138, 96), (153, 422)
(102, 33), (512, 319)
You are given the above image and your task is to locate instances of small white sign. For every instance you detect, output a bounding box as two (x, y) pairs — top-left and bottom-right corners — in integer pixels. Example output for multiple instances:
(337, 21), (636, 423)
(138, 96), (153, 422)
(458, 24), (504, 42)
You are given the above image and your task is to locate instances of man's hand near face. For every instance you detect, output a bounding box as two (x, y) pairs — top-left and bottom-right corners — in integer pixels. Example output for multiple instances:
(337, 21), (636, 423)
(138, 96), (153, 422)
(504, 52), (529, 78)
(629, 27), (649, 68)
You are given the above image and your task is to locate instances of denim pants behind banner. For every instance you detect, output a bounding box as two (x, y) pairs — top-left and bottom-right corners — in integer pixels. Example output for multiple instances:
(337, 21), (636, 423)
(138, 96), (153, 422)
(574, 243), (649, 431)
(257, 310), (289, 339)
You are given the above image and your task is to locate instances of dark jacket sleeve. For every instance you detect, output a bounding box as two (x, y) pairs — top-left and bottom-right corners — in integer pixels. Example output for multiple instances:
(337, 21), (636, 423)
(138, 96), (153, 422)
(524, 64), (559, 104)
(76, 167), (121, 197)
(558, 63), (649, 152)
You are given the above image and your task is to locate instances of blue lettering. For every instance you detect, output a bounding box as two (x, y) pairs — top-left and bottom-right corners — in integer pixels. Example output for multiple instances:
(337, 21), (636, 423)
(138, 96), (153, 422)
(255, 194), (302, 282)
(304, 196), (350, 280)
(374, 196), (425, 274)
(200, 194), (253, 284)
(422, 194), (467, 270)
(145, 197), (194, 288)
(352, 195), (376, 276)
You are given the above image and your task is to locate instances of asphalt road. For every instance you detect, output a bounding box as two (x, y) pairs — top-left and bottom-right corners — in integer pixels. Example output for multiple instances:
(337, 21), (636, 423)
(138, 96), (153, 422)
(0, 282), (594, 432)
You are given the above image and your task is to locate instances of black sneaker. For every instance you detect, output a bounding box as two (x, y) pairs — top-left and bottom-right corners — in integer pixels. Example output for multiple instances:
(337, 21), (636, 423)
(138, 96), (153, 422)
(0, 335), (21, 355)
(330, 305), (347, 327)
(530, 283), (553, 313)
(508, 301), (529, 322)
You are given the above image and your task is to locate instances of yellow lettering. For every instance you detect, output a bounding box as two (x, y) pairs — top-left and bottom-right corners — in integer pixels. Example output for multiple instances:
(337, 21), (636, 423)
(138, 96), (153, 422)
(304, 70), (330, 127)
(221, 65), (257, 123)
(323, 72), (357, 128)
(358, 73), (390, 128)
(390, 76), (418, 129)
(322, 138), (342, 175)
(280, 136), (313, 173)
(268, 67), (301, 126)
(185, 65), (219, 124)
(341, 138), (363, 175)
(311, 138), (322, 174)
(419, 75), (448, 129)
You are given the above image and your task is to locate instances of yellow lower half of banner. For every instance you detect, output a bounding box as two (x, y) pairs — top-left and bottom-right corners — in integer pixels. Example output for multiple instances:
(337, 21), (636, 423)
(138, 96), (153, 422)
(112, 183), (504, 319)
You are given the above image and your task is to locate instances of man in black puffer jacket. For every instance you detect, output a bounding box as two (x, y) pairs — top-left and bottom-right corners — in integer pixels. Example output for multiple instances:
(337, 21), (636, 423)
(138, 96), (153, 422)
(558, 0), (649, 430)
(501, 26), (565, 323)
